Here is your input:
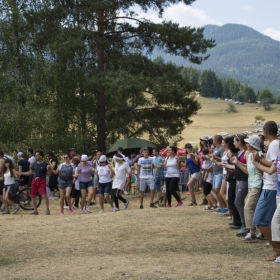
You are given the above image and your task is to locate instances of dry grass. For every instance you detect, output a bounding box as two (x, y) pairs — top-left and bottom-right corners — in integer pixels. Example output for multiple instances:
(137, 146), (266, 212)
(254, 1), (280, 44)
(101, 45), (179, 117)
(1, 192), (279, 280)
(178, 97), (280, 146)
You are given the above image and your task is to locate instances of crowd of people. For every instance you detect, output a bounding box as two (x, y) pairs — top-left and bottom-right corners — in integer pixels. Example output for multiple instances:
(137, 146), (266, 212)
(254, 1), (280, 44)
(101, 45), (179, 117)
(0, 120), (279, 263)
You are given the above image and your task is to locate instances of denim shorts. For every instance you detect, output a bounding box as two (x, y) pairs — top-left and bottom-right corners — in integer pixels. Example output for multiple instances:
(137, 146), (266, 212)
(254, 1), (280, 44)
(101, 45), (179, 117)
(79, 180), (93, 190)
(98, 181), (112, 195)
(140, 178), (154, 192)
(213, 173), (223, 189)
(58, 179), (73, 189)
(253, 189), (277, 227)
(154, 176), (163, 192)
(4, 184), (16, 201)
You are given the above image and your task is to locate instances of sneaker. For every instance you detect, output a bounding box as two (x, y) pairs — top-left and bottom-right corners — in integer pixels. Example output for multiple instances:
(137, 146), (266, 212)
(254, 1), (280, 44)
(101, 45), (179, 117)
(230, 225), (242, 230)
(227, 216), (233, 220)
(13, 206), (20, 214)
(236, 226), (250, 237)
(150, 203), (157, 208)
(69, 209), (75, 215)
(63, 205), (69, 209)
(266, 242), (271, 247)
(212, 208), (222, 213)
(30, 210), (38, 215)
(46, 209), (50, 215)
(242, 232), (258, 243)
(154, 200), (159, 205)
(159, 197), (164, 203)
(49, 196), (54, 200)
(273, 256), (280, 264)
(99, 209), (104, 213)
(256, 232), (266, 240)
(199, 199), (208, 206)
(113, 207), (119, 212)
(2, 209), (10, 215)
(52, 196), (59, 200)
(90, 201), (96, 206)
(72, 205), (78, 209)
(85, 205), (92, 213)
(166, 204), (171, 208)
(218, 208), (228, 214)
(177, 201), (183, 207)
(123, 191), (128, 195)
(140, 205), (144, 209)
(60, 211), (64, 216)
(80, 209), (84, 214)
(124, 201), (130, 210)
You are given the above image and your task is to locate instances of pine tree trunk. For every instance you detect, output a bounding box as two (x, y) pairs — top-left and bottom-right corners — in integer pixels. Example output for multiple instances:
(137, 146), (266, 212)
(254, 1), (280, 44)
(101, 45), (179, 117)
(97, 8), (106, 153)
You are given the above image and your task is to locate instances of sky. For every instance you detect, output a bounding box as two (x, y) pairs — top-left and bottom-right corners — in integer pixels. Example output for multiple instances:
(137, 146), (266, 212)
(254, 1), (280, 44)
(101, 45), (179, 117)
(136, 0), (280, 41)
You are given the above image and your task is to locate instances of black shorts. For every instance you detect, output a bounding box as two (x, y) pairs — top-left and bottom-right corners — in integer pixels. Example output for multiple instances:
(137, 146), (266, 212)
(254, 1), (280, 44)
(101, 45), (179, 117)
(0, 180), (4, 195)
(49, 175), (59, 191)
(19, 176), (29, 187)
(71, 188), (81, 199)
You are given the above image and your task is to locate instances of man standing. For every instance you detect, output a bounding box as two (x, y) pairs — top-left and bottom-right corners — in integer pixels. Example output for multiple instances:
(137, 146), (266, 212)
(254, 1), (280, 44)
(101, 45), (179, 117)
(209, 135), (227, 213)
(152, 148), (164, 205)
(17, 152), (30, 190)
(252, 121), (280, 261)
(137, 147), (156, 209)
(2, 149), (14, 163)
(20, 150), (51, 215)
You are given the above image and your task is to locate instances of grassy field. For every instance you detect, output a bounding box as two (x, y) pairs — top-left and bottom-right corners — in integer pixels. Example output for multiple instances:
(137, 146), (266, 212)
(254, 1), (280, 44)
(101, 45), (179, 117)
(178, 97), (280, 147)
(1, 192), (279, 280)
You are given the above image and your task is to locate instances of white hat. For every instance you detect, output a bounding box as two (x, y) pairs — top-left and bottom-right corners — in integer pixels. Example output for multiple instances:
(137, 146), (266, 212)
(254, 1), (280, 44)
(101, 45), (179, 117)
(99, 155), (107, 162)
(81, 154), (88, 161)
(244, 135), (261, 151)
(200, 135), (209, 141)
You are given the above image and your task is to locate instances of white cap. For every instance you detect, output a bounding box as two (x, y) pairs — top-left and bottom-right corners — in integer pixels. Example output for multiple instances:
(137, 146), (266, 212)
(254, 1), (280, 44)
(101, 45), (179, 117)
(99, 155), (107, 162)
(81, 154), (88, 161)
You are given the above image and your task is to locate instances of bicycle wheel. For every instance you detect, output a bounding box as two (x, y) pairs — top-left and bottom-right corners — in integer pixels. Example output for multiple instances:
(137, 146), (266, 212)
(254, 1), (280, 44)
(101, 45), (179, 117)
(18, 187), (42, 210)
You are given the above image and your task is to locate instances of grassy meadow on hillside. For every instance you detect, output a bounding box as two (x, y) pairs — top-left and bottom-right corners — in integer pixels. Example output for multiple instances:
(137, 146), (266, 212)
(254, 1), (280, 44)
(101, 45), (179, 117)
(178, 97), (280, 146)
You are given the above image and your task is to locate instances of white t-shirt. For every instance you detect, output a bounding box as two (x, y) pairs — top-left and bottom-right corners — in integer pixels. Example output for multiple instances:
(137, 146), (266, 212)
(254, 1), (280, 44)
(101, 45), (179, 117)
(165, 157), (180, 178)
(74, 167), (80, 190)
(97, 165), (111, 183)
(263, 139), (280, 190)
(112, 162), (131, 190)
(138, 157), (154, 179)
(28, 156), (36, 165)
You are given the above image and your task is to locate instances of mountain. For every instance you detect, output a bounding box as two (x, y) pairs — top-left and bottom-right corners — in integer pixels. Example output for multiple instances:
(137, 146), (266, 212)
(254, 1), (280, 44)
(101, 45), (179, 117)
(150, 24), (280, 96)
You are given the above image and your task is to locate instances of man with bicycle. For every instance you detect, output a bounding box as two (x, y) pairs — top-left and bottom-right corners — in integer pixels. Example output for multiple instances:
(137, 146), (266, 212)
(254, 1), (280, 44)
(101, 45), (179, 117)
(20, 150), (51, 215)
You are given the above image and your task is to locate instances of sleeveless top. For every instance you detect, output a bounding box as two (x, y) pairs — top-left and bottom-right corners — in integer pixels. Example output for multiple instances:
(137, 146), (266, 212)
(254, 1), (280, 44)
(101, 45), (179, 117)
(186, 157), (200, 174)
(235, 150), (248, 181)
(247, 152), (262, 188)
(221, 150), (230, 175)
(4, 171), (15, 185)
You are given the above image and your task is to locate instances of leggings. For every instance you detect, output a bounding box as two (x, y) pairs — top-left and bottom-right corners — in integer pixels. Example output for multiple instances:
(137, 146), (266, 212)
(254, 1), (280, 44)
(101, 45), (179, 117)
(203, 181), (213, 196)
(234, 180), (248, 227)
(228, 180), (241, 226)
(112, 189), (127, 209)
(165, 177), (181, 205)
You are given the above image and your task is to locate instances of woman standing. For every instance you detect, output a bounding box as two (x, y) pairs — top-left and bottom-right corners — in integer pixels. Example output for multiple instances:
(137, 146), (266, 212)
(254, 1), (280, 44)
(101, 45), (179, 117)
(74, 155), (94, 214)
(161, 146), (183, 207)
(47, 151), (59, 200)
(112, 154), (131, 211)
(95, 155), (115, 213)
(2, 159), (20, 214)
(232, 135), (263, 241)
(49, 153), (74, 215)
(185, 143), (201, 206)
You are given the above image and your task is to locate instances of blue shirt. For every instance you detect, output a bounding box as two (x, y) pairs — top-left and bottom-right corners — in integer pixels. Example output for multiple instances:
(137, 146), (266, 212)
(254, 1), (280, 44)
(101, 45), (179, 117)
(153, 156), (164, 177)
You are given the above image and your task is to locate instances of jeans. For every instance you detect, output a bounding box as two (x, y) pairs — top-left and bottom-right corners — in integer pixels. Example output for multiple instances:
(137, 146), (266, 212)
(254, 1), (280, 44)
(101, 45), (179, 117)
(234, 180), (248, 227)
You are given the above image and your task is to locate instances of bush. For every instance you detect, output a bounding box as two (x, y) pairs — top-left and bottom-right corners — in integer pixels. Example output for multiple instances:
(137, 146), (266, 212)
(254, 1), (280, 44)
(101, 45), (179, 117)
(226, 102), (237, 113)
(255, 115), (265, 122)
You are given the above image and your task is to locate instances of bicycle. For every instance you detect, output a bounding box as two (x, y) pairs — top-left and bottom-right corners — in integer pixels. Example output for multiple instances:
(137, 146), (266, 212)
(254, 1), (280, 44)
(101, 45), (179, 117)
(14, 187), (42, 211)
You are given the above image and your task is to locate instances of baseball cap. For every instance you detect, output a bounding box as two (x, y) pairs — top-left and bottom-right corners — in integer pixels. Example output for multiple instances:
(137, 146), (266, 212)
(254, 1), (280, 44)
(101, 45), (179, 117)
(17, 152), (24, 157)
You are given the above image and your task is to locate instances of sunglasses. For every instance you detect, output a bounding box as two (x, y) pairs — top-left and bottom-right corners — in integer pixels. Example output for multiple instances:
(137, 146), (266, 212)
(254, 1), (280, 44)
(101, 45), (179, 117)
(235, 134), (240, 141)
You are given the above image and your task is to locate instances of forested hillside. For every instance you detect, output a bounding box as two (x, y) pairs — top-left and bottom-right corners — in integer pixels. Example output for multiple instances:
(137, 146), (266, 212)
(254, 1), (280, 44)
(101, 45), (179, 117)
(151, 24), (280, 96)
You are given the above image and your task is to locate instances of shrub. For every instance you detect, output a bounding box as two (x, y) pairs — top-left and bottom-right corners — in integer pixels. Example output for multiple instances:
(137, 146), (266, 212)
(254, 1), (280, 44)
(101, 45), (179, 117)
(226, 102), (237, 113)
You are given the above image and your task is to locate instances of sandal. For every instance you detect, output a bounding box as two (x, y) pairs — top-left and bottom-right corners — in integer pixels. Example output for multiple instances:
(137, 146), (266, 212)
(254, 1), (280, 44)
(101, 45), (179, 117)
(188, 200), (197, 206)
(204, 206), (211, 211)
(210, 205), (218, 211)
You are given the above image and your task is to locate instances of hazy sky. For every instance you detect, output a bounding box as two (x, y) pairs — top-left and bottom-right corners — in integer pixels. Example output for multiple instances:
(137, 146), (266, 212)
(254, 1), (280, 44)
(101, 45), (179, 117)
(137, 0), (280, 41)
